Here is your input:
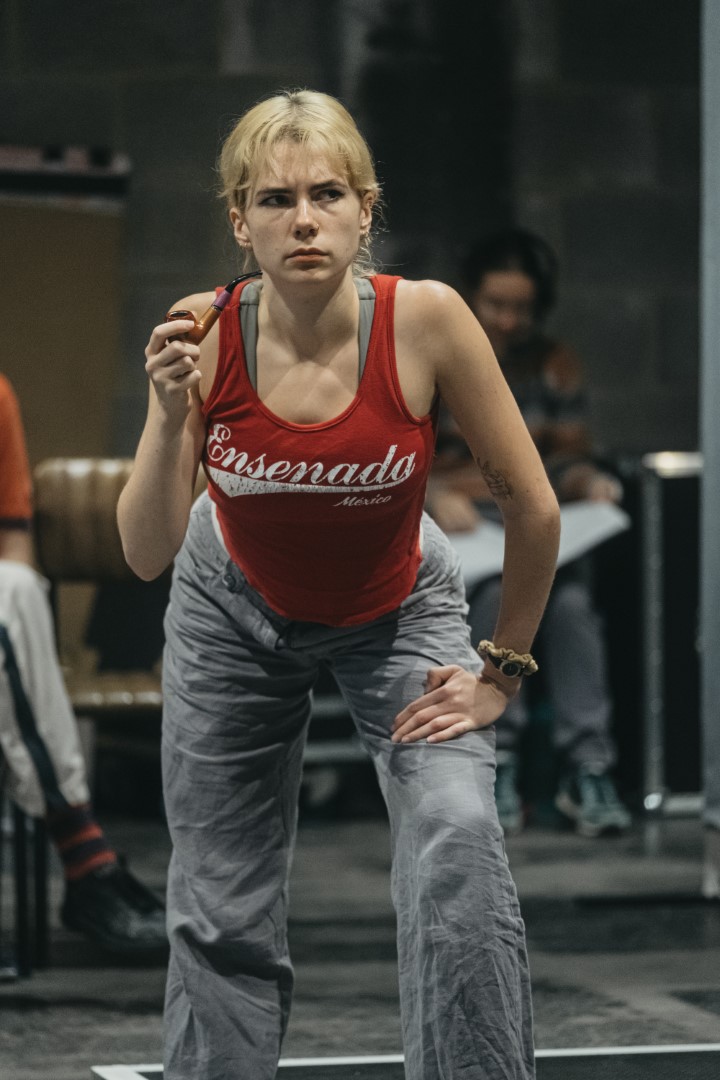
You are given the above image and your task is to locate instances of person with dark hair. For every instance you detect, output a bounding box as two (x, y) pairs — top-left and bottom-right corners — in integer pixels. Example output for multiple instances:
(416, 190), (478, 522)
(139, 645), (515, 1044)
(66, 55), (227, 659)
(118, 91), (561, 1080)
(0, 373), (167, 963)
(428, 228), (631, 838)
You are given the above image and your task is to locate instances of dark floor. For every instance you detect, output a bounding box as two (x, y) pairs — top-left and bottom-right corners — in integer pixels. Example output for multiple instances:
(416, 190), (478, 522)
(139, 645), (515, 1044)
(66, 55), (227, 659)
(1, 765), (719, 1080)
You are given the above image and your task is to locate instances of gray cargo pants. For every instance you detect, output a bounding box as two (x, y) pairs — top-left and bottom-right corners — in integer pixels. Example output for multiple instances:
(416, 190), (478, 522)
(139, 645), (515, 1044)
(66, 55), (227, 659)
(162, 493), (535, 1080)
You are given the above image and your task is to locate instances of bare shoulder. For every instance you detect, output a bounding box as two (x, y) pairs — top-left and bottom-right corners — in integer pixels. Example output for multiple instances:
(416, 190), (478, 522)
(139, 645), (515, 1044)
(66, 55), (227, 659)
(395, 278), (480, 344)
(395, 277), (493, 376)
(395, 278), (467, 331)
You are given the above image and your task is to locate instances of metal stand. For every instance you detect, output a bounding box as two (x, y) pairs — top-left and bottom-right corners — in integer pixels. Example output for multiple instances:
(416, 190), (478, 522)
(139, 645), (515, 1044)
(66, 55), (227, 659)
(0, 797), (50, 977)
(640, 453), (703, 848)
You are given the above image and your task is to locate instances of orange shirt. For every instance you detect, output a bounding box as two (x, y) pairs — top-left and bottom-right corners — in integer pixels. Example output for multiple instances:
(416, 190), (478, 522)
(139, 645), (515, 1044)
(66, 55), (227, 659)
(0, 374), (32, 526)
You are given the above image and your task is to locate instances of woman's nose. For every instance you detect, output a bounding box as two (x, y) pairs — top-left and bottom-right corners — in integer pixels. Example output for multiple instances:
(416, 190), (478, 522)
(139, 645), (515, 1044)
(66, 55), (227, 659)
(293, 198), (319, 236)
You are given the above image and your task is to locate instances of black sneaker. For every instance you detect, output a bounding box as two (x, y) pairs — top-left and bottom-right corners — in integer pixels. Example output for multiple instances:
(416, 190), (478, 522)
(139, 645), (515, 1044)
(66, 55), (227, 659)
(61, 863), (167, 954)
(555, 767), (632, 838)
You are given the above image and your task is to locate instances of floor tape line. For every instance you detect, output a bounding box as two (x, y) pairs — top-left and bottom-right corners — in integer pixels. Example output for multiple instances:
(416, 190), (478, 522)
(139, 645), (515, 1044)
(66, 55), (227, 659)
(534, 1044), (720, 1057)
(279, 1057), (405, 1066)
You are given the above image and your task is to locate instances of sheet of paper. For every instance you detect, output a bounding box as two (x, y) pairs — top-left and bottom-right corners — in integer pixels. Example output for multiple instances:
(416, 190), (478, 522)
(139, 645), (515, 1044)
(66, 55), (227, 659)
(448, 501), (631, 590)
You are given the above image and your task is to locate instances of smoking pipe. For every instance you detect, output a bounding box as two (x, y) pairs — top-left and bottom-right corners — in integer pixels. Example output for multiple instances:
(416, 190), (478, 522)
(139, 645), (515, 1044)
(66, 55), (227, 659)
(166, 270), (261, 343)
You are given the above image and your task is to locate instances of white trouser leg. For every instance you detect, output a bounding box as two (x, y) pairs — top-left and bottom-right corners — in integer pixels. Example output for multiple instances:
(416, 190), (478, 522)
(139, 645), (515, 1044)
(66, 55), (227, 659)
(0, 560), (89, 817)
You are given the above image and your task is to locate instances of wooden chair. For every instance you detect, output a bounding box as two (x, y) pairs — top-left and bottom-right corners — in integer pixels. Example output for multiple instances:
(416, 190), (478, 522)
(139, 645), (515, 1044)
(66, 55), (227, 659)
(32, 457), (211, 775)
(33, 458), (164, 731)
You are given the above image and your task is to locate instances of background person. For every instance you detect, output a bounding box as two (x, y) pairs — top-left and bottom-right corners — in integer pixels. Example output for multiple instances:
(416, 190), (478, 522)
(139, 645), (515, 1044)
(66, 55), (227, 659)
(118, 90), (560, 1080)
(0, 373), (167, 960)
(428, 228), (631, 838)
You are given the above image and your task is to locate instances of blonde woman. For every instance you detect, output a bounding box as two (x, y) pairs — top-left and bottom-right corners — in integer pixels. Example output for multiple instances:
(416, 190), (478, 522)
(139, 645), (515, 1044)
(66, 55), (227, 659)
(118, 90), (560, 1080)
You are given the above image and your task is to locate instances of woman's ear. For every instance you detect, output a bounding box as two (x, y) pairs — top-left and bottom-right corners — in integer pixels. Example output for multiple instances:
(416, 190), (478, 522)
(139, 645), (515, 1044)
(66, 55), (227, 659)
(359, 192), (375, 235)
(230, 208), (250, 247)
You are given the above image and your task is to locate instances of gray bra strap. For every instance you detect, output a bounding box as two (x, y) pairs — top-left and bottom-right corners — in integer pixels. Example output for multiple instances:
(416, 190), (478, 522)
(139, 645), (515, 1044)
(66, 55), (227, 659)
(355, 276), (376, 377)
(239, 277), (376, 390)
(239, 282), (261, 390)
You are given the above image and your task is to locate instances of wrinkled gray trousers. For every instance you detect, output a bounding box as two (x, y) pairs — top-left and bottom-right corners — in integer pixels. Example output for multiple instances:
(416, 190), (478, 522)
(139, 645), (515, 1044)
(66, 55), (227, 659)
(162, 493), (535, 1080)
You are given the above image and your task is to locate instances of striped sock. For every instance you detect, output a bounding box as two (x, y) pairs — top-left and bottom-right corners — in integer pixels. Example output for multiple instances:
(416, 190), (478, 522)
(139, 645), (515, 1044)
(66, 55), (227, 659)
(46, 803), (118, 882)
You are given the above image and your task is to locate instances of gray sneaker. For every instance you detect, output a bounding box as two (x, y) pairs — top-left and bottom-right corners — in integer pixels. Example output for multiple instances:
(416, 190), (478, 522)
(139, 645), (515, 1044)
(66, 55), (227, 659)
(555, 768), (631, 838)
(494, 751), (523, 835)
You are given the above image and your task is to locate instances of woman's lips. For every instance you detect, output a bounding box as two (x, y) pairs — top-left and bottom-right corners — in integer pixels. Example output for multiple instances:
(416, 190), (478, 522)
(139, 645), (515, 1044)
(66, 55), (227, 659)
(288, 249), (326, 260)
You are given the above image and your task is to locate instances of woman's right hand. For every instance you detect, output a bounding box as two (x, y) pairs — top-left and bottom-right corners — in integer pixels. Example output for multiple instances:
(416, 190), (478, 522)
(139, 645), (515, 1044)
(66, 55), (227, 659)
(144, 318), (202, 423)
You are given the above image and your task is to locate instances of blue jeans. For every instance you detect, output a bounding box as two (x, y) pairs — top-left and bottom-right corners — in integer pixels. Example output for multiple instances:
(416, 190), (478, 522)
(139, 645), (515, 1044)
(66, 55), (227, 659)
(161, 494), (534, 1079)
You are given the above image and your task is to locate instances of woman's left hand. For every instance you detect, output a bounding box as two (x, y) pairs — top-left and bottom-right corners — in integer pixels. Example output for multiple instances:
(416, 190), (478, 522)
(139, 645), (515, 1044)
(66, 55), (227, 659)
(391, 665), (515, 745)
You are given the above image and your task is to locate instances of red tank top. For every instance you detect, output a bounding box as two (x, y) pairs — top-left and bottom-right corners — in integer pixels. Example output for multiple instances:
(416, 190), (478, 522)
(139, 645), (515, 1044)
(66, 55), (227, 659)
(201, 274), (438, 626)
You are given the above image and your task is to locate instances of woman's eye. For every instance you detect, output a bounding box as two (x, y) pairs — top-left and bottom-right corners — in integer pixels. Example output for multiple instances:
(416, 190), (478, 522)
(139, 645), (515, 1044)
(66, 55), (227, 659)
(258, 188), (344, 207)
(318, 188), (343, 201)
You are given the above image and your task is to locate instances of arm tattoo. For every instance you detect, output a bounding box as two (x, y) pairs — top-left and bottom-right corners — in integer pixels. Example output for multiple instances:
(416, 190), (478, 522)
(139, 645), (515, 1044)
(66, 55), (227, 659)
(477, 459), (514, 500)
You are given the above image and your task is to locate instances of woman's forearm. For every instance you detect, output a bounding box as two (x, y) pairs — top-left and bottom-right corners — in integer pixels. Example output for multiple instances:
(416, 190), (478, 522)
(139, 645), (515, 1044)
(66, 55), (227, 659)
(491, 501), (561, 654)
(117, 406), (203, 580)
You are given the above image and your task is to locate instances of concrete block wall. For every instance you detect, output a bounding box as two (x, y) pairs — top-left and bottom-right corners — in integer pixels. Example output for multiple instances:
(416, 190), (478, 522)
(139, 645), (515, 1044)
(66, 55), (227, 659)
(511, 0), (700, 454)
